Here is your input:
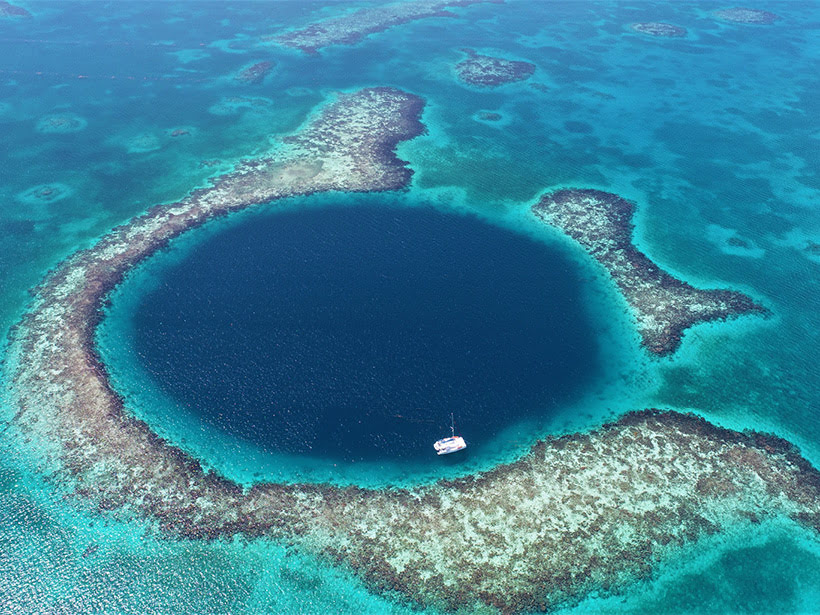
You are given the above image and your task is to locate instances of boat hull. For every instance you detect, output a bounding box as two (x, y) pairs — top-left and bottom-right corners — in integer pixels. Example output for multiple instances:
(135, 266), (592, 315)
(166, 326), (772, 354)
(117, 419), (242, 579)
(434, 436), (467, 455)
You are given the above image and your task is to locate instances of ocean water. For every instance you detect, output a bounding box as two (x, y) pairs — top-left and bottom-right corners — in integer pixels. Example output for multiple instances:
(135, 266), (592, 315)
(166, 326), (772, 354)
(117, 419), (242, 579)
(99, 194), (605, 484)
(1, 0), (820, 613)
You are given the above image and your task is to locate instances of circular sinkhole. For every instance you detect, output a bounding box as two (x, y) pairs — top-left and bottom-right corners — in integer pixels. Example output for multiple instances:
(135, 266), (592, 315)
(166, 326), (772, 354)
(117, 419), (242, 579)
(115, 198), (602, 464)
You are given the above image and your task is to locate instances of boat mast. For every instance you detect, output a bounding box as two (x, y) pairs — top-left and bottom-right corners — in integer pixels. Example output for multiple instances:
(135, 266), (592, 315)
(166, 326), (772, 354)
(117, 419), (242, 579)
(450, 412), (455, 437)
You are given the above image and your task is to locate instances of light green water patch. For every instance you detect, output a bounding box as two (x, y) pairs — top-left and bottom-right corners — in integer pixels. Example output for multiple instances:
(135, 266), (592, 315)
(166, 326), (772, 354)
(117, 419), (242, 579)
(632, 183), (811, 445)
(14, 182), (74, 208)
(705, 223), (766, 259)
(208, 95), (273, 116)
(106, 129), (163, 154)
(0, 101), (33, 124)
(209, 35), (257, 55)
(401, 98), (607, 206)
(775, 228), (820, 265)
(471, 108), (513, 128)
(235, 539), (426, 615)
(564, 517), (820, 615)
(652, 330), (820, 468)
(649, 272), (820, 462)
(632, 175), (820, 456)
(285, 86), (314, 98)
(620, 170), (774, 311)
(170, 48), (211, 64)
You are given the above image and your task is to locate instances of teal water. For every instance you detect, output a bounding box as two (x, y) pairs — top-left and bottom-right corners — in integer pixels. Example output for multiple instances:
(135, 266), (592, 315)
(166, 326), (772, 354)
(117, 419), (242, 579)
(2, 0), (820, 612)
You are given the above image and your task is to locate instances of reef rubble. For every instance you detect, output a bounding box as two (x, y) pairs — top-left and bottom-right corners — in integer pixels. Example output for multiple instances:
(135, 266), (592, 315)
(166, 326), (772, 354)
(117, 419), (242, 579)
(5, 90), (817, 614)
(533, 189), (767, 355)
(268, 0), (499, 54)
(455, 48), (535, 87)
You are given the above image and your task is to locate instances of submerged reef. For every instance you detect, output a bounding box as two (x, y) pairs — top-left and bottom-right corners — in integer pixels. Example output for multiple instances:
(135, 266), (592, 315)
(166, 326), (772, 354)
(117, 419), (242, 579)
(805, 242), (820, 256)
(234, 60), (274, 84)
(455, 48), (535, 87)
(713, 7), (780, 24)
(0, 1), (30, 17)
(478, 111), (503, 121)
(268, 0), (499, 54)
(208, 95), (272, 116)
(35, 113), (87, 134)
(533, 189), (767, 355)
(15, 183), (73, 205)
(630, 22), (687, 37)
(6, 92), (817, 613)
(121, 132), (162, 153)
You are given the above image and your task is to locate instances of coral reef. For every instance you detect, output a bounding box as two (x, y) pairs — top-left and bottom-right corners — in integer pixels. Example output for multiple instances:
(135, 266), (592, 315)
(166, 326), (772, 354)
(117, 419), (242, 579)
(630, 22), (687, 37)
(533, 189), (767, 355)
(306, 410), (820, 613)
(123, 132), (161, 153)
(0, 1), (30, 17)
(235, 60), (274, 84)
(6, 92), (816, 615)
(455, 48), (535, 87)
(268, 0), (499, 54)
(714, 7), (780, 24)
(478, 111), (502, 121)
(15, 183), (72, 205)
(35, 113), (87, 134)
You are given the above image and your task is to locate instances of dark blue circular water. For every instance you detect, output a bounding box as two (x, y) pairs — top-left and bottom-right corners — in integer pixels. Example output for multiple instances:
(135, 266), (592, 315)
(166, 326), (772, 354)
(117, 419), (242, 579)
(130, 201), (601, 462)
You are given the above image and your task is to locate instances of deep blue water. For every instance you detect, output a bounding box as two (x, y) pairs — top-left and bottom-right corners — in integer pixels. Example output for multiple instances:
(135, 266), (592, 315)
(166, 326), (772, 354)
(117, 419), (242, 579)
(130, 201), (599, 462)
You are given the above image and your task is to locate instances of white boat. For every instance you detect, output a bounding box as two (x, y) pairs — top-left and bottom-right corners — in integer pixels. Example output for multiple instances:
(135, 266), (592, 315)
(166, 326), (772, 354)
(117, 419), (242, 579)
(434, 414), (467, 455)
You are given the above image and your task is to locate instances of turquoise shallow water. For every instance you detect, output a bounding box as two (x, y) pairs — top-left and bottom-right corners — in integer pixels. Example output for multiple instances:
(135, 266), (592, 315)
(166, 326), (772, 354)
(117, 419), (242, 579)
(2, 0), (820, 612)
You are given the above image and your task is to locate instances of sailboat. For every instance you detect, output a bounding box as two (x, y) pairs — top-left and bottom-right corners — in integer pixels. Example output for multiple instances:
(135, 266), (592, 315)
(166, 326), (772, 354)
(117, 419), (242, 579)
(433, 413), (467, 455)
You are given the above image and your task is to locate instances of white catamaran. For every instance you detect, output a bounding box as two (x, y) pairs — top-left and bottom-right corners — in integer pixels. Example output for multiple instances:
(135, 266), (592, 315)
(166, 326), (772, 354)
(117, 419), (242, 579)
(433, 414), (467, 455)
